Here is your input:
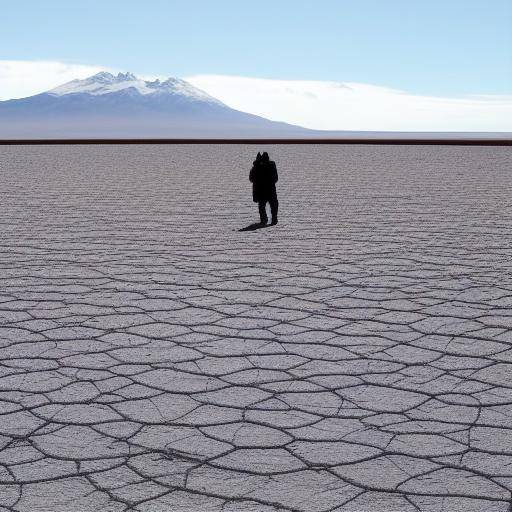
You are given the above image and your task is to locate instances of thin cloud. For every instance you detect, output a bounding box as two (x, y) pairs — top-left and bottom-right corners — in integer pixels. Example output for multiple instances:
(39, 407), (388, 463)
(186, 75), (512, 132)
(0, 60), (108, 100)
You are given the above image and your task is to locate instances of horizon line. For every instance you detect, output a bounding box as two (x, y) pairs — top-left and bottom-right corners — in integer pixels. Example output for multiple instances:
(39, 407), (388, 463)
(1, 138), (511, 146)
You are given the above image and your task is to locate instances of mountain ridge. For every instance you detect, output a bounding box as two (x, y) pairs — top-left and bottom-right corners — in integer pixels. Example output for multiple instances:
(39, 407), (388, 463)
(0, 71), (311, 138)
(48, 71), (225, 105)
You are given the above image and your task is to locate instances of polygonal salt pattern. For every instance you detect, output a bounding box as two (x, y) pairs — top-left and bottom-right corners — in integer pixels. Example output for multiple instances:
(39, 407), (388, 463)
(1, 144), (512, 511)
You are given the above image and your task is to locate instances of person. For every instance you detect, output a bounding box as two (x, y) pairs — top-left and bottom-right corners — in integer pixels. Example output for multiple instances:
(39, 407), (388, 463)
(249, 151), (279, 225)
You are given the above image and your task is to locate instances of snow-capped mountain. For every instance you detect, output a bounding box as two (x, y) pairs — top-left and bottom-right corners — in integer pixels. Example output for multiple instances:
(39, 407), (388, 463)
(0, 71), (309, 138)
(49, 72), (223, 104)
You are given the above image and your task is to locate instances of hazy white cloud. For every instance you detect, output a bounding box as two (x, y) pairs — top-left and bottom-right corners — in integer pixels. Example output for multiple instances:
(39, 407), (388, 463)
(0, 60), (108, 100)
(0, 61), (510, 132)
(186, 75), (512, 132)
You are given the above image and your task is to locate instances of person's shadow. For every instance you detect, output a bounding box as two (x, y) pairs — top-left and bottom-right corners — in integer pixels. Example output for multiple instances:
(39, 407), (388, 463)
(238, 222), (271, 232)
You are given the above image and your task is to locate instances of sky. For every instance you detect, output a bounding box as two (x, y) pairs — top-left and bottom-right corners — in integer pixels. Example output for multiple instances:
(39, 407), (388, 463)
(1, 0), (511, 131)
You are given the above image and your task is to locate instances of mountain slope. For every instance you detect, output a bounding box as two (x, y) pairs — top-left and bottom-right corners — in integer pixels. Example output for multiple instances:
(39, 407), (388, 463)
(0, 72), (310, 138)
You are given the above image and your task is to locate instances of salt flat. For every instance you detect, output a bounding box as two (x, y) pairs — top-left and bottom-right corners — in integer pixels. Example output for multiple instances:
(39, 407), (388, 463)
(1, 144), (512, 512)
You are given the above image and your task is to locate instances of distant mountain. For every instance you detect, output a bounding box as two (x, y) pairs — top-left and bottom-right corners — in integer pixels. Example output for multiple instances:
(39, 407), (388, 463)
(0, 72), (311, 138)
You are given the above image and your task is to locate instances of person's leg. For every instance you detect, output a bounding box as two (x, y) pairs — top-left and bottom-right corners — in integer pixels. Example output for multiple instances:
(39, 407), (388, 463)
(270, 196), (279, 224)
(258, 201), (268, 224)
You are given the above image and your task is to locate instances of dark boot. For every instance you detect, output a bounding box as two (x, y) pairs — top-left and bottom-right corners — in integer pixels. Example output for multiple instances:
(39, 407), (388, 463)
(269, 196), (279, 225)
(258, 201), (268, 225)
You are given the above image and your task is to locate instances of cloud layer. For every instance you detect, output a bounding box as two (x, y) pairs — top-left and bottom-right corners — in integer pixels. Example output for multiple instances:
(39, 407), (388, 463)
(0, 60), (107, 101)
(0, 60), (510, 132)
(186, 75), (512, 132)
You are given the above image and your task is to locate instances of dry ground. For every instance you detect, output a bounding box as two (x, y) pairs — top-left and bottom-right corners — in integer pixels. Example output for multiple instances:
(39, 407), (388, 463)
(1, 144), (512, 511)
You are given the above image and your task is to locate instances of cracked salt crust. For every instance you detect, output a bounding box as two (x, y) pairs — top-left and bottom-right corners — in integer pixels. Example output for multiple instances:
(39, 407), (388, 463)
(0, 144), (511, 511)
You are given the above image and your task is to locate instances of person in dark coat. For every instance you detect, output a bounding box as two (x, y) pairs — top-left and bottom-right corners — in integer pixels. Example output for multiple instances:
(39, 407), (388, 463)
(249, 152), (279, 225)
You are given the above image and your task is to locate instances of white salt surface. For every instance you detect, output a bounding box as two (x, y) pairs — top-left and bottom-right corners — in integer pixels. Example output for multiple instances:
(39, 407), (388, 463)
(0, 144), (511, 511)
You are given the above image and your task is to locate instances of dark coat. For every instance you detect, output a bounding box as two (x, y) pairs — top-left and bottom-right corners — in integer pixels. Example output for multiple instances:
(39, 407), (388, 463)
(249, 160), (278, 202)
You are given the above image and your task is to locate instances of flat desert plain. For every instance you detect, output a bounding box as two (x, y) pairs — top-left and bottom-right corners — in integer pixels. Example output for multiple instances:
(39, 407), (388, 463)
(1, 144), (512, 512)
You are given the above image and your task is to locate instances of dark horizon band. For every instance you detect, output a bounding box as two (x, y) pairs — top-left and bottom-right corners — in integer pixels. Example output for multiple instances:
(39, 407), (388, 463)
(0, 138), (511, 146)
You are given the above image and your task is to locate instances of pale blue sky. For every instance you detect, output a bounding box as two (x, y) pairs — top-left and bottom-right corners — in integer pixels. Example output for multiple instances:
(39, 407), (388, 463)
(3, 0), (511, 96)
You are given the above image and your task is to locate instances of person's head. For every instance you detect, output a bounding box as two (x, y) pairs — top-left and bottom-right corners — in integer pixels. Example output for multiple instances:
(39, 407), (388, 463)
(261, 152), (270, 162)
